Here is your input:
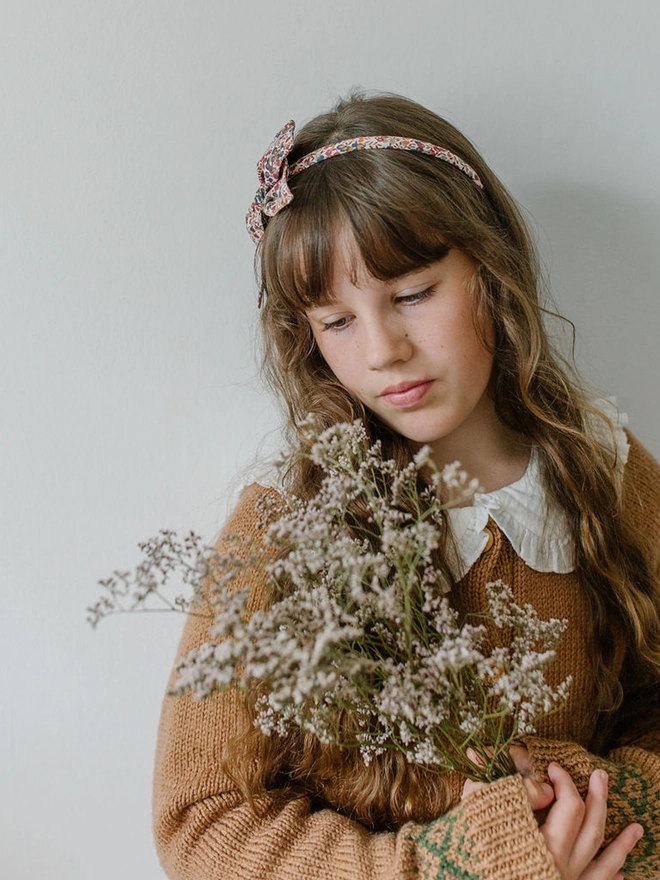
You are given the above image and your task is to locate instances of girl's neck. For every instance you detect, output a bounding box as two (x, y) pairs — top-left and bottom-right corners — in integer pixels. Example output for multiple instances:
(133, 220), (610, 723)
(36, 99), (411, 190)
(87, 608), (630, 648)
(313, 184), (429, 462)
(426, 398), (531, 497)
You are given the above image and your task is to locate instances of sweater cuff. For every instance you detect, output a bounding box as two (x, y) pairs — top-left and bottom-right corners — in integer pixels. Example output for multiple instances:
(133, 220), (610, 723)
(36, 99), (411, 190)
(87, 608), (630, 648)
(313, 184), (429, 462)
(407, 775), (559, 880)
(523, 737), (594, 796)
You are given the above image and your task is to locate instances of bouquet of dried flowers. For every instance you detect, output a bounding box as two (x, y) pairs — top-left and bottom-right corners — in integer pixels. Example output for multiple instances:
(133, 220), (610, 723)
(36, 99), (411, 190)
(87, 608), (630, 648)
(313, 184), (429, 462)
(89, 419), (571, 783)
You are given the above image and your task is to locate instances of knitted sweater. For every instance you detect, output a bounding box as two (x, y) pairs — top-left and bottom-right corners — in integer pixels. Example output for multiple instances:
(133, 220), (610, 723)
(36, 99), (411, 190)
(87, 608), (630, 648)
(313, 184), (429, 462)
(153, 433), (660, 880)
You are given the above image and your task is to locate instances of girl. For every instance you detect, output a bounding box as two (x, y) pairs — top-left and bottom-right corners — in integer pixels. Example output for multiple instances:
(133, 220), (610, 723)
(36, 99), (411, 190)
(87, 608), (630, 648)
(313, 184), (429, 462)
(153, 93), (660, 880)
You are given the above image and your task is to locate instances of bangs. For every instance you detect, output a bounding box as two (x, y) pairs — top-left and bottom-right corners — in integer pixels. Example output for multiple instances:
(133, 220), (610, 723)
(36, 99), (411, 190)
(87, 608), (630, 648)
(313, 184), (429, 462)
(260, 149), (480, 311)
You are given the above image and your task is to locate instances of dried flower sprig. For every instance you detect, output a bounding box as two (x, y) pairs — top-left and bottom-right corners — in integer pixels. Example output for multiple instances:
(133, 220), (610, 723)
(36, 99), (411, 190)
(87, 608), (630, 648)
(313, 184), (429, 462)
(86, 530), (212, 627)
(91, 419), (571, 783)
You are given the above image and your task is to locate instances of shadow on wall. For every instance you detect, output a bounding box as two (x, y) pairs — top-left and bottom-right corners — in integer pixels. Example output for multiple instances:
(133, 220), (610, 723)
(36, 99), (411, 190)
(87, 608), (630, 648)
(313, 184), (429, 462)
(523, 182), (660, 455)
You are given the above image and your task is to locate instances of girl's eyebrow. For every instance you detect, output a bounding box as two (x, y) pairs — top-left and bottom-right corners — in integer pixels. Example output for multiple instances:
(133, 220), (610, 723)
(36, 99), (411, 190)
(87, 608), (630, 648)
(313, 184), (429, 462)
(391, 264), (436, 283)
(310, 293), (338, 309)
(386, 254), (450, 287)
(388, 248), (452, 283)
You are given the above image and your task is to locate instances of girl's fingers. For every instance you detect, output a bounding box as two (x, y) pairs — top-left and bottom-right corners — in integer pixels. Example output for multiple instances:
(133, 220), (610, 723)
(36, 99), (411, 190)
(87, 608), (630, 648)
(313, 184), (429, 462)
(509, 743), (534, 777)
(521, 776), (555, 812)
(461, 778), (484, 799)
(467, 743), (534, 779)
(567, 767), (610, 868)
(541, 764), (644, 880)
(579, 823), (644, 880)
(466, 746), (486, 770)
(540, 764), (597, 872)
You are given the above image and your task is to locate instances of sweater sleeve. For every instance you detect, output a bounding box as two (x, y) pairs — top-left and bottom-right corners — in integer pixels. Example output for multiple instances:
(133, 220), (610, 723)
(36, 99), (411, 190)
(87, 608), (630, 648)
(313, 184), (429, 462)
(524, 433), (660, 879)
(153, 484), (560, 880)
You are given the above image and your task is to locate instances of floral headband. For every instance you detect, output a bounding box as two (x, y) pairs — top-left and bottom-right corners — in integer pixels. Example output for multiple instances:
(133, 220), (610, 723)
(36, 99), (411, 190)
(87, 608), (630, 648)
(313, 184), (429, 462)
(245, 119), (484, 245)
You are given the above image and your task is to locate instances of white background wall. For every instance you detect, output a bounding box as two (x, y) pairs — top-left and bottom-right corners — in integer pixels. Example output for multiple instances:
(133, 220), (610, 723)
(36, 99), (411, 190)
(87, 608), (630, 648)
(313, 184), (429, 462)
(2, 2), (659, 877)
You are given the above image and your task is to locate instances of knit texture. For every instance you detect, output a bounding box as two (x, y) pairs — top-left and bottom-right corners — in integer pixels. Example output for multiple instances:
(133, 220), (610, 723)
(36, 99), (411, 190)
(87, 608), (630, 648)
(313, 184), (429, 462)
(153, 433), (660, 880)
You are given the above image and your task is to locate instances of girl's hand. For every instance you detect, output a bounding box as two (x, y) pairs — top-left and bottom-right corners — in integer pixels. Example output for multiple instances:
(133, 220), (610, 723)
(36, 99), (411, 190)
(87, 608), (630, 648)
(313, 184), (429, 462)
(541, 763), (643, 880)
(462, 755), (644, 880)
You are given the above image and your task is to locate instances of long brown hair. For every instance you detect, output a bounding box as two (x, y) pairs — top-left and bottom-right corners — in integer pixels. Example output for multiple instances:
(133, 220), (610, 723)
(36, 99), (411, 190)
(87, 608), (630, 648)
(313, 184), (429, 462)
(228, 91), (660, 827)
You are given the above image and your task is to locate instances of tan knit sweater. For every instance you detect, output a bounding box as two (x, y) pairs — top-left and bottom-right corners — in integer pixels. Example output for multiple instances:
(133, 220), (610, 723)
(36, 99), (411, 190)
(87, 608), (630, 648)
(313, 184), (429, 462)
(153, 434), (660, 880)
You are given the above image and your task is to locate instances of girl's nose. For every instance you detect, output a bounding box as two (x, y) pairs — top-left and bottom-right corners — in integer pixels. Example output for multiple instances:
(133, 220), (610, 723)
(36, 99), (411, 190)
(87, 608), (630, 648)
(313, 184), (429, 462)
(365, 319), (413, 371)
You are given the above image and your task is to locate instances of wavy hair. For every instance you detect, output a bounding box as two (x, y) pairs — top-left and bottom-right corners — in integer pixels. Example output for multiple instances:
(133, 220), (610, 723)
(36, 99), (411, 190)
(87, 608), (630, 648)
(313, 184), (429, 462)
(226, 92), (659, 827)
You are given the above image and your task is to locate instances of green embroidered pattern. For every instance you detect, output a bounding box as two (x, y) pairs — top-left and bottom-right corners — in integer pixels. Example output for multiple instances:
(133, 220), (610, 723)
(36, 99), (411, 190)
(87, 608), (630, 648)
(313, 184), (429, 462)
(601, 760), (659, 874)
(413, 814), (482, 880)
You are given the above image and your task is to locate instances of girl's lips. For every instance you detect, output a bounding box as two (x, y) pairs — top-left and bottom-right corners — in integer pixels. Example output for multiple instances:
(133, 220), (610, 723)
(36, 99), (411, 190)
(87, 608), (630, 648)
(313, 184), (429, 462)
(379, 380), (434, 408)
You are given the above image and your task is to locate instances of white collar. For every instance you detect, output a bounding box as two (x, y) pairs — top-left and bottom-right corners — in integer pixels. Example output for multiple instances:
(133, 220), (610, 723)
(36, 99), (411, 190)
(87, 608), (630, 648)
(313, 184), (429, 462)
(447, 398), (629, 578)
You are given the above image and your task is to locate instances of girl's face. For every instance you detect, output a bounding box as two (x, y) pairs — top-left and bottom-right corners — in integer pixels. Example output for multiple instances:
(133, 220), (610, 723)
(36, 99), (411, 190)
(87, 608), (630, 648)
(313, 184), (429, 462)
(305, 240), (497, 467)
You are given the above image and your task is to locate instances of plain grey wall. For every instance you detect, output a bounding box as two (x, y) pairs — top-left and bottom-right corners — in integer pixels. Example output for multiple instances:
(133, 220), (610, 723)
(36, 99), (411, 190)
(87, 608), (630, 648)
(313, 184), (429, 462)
(3, 1), (659, 877)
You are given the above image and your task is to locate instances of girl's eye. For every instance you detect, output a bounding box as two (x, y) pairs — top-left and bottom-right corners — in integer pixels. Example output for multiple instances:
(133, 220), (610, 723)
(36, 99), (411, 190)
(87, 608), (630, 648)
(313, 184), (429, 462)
(318, 286), (435, 332)
(321, 315), (353, 333)
(396, 286), (435, 305)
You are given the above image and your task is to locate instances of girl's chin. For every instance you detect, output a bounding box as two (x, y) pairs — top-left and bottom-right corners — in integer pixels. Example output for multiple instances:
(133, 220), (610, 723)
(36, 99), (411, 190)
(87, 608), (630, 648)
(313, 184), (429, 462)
(380, 416), (453, 446)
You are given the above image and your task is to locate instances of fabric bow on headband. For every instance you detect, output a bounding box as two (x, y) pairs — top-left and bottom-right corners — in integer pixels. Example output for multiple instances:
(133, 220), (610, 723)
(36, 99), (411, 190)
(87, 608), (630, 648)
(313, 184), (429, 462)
(245, 119), (484, 246)
(245, 120), (296, 244)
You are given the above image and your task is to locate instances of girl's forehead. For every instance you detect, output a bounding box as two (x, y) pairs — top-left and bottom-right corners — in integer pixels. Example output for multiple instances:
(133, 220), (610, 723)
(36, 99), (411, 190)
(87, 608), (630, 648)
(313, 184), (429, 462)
(325, 228), (450, 297)
(329, 231), (369, 288)
(303, 229), (364, 305)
